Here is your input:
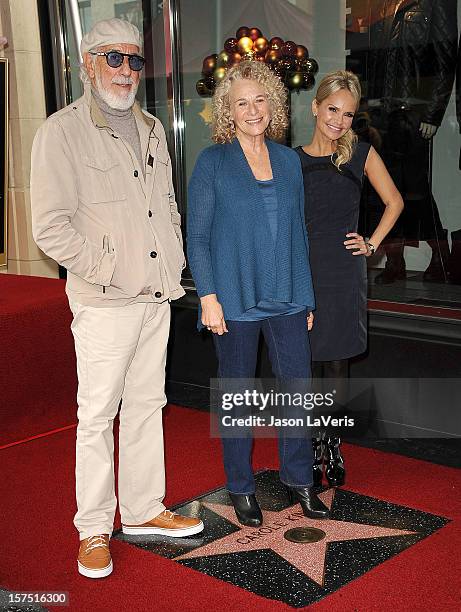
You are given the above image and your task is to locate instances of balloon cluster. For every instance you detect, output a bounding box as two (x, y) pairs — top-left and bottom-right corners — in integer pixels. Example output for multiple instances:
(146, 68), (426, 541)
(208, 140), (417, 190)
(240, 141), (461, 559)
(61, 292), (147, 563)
(196, 26), (319, 97)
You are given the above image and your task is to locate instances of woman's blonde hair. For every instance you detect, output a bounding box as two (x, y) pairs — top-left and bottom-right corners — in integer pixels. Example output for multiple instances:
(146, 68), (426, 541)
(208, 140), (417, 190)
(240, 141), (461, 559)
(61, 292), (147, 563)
(212, 61), (288, 143)
(315, 70), (361, 169)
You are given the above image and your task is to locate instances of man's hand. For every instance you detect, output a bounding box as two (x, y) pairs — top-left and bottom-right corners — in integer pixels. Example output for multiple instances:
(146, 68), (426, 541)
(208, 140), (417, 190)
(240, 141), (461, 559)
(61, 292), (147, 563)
(307, 311), (314, 331)
(200, 294), (228, 335)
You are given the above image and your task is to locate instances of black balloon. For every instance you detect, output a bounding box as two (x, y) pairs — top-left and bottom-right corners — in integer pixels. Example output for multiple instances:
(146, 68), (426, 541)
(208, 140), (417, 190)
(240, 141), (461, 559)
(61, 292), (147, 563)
(269, 37), (284, 50)
(236, 26), (251, 39)
(296, 58), (309, 71)
(281, 41), (297, 57)
(196, 78), (213, 96)
(278, 57), (296, 75)
(224, 37), (239, 53)
(274, 64), (286, 80)
(302, 72), (315, 90)
(304, 58), (319, 74)
(205, 75), (216, 89)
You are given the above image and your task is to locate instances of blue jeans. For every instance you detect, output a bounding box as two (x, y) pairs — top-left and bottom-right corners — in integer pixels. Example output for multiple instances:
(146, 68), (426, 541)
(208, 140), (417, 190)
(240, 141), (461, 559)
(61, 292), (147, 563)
(213, 308), (313, 494)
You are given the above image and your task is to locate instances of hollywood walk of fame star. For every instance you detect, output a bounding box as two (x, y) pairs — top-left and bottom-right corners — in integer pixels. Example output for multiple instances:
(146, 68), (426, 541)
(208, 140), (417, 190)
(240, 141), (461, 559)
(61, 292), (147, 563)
(176, 489), (416, 586)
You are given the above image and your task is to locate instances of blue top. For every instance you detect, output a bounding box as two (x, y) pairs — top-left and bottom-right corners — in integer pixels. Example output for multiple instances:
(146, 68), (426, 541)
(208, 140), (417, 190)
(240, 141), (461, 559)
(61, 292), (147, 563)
(230, 178), (305, 322)
(187, 138), (315, 329)
(258, 178), (278, 242)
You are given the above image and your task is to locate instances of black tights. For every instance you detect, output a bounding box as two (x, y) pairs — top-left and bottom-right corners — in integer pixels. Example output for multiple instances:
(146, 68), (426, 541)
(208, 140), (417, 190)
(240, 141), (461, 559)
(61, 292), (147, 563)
(312, 359), (349, 434)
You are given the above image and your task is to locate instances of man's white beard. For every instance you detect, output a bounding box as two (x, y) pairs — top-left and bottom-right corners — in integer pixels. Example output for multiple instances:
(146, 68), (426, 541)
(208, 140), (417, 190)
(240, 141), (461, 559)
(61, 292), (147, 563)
(95, 73), (138, 111)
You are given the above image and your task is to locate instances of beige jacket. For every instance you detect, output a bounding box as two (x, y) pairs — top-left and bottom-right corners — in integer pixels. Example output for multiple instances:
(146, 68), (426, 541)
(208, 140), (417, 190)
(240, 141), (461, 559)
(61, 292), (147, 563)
(31, 86), (185, 306)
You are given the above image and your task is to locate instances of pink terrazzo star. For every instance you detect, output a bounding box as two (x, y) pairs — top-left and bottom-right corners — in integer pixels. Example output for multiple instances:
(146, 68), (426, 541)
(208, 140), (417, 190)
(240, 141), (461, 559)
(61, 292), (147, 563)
(177, 489), (416, 586)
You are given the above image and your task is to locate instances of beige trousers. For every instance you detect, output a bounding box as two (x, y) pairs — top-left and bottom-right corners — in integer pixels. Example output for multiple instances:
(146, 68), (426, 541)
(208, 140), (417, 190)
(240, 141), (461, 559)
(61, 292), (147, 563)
(69, 300), (170, 540)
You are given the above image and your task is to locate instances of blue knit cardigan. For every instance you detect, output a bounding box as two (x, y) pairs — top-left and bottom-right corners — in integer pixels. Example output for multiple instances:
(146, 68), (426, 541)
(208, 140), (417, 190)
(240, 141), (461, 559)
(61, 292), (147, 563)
(187, 138), (315, 326)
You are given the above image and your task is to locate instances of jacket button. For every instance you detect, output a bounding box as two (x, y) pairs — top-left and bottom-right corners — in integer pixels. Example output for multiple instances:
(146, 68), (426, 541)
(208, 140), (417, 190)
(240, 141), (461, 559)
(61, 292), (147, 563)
(150, 251), (157, 258)
(155, 291), (162, 298)
(148, 210), (152, 217)
(134, 170), (138, 177)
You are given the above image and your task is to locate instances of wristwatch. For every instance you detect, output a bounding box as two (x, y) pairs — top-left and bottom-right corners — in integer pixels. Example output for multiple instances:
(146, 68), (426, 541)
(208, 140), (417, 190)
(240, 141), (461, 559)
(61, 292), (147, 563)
(366, 241), (375, 255)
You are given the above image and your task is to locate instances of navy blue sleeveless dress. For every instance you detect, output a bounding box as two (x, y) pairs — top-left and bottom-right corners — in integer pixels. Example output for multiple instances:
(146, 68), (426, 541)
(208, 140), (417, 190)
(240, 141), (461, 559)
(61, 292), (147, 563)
(295, 142), (371, 361)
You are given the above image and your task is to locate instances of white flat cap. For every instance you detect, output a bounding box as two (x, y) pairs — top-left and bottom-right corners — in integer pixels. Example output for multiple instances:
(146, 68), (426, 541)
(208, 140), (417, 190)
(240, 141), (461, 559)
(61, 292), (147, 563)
(80, 18), (142, 55)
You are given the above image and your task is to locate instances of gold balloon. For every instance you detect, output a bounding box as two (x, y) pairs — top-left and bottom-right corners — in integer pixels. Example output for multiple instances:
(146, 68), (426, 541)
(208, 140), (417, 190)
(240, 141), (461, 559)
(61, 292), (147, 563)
(238, 36), (254, 54)
(217, 50), (231, 67)
(213, 67), (227, 82)
(254, 37), (268, 54)
(287, 71), (303, 91)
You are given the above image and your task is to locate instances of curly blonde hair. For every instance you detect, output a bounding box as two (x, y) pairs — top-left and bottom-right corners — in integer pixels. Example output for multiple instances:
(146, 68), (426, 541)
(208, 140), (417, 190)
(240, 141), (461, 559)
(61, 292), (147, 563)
(212, 61), (288, 143)
(315, 70), (361, 169)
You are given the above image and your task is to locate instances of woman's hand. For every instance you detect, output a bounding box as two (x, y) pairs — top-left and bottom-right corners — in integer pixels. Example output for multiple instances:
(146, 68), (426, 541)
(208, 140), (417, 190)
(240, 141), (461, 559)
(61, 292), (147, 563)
(201, 294), (228, 335)
(307, 311), (314, 331)
(344, 233), (369, 256)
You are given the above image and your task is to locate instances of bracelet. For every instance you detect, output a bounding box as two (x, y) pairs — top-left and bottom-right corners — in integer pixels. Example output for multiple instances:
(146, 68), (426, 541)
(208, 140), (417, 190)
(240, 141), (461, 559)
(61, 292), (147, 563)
(366, 241), (375, 255)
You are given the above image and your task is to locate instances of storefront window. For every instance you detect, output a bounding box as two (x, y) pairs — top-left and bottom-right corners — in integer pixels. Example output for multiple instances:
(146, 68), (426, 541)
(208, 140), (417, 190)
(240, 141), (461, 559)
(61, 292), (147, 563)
(55, 0), (461, 316)
(347, 0), (461, 313)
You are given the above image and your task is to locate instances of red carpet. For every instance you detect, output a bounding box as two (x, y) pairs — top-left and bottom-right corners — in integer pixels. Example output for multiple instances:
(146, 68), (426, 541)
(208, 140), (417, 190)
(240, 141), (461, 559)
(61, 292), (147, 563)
(1, 405), (460, 612)
(0, 274), (77, 446)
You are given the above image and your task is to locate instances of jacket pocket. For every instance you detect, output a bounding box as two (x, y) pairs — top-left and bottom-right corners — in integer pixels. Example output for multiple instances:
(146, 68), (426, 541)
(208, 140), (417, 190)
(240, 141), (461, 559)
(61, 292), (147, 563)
(80, 156), (127, 204)
(102, 233), (114, 255)
(102, 233), (115, 293)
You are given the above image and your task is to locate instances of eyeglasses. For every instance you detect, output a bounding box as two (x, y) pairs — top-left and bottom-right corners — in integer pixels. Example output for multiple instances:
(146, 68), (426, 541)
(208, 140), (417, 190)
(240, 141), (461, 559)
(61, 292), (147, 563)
(89, 50), (145, 71)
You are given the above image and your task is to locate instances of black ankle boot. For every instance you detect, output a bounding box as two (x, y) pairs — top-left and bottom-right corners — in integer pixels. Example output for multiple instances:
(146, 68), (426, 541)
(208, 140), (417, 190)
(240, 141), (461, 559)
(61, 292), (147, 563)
(325, 437), (345, 487)
(228, 493), (263, 527)
(286, 486), (330, 519)
(312, 434), (325, 487)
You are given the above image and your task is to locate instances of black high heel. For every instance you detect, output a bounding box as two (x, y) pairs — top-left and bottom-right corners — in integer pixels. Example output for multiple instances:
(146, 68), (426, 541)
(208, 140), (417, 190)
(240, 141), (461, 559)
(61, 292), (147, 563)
(228, 493), (263, 527)
(325, 436), (345, 487)
(312, 433), (325, 487)
(286, 486), (330, 519)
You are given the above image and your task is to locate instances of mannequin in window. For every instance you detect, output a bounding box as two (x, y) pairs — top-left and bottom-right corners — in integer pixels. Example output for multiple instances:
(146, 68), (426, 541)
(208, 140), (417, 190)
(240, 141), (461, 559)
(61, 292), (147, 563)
(352, 0), (458, 283)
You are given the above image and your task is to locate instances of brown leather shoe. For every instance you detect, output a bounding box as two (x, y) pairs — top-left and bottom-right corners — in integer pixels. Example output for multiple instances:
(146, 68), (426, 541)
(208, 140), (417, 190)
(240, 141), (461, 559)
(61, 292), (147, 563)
(77, 534), (113, 578)
(122, 510), (204, 537)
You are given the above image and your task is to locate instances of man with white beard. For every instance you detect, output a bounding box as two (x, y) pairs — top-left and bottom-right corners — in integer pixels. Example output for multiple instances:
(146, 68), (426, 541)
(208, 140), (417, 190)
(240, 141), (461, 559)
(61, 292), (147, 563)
(31, 19), (203, 579)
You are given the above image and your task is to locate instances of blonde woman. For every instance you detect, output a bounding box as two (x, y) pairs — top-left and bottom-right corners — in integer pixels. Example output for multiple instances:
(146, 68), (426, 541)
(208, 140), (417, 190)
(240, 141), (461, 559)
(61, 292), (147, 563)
(188, 61), (329, 526)
(296, 70), (403, 487)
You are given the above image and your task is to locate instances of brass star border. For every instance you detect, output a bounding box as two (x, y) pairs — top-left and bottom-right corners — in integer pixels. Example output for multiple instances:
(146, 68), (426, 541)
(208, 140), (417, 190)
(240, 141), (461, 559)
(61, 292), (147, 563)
(116, 470), (449, 607)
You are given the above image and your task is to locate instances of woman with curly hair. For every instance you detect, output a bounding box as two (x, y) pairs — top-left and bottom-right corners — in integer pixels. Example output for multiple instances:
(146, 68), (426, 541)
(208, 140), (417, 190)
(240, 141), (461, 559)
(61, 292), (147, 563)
(187, 61), (329, 526)
(295, 71), (403, 487)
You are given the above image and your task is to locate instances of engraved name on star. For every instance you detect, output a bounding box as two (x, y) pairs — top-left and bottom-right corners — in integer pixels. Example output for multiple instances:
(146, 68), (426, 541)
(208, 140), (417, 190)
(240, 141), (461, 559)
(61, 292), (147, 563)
(176, 489), (416, 586)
